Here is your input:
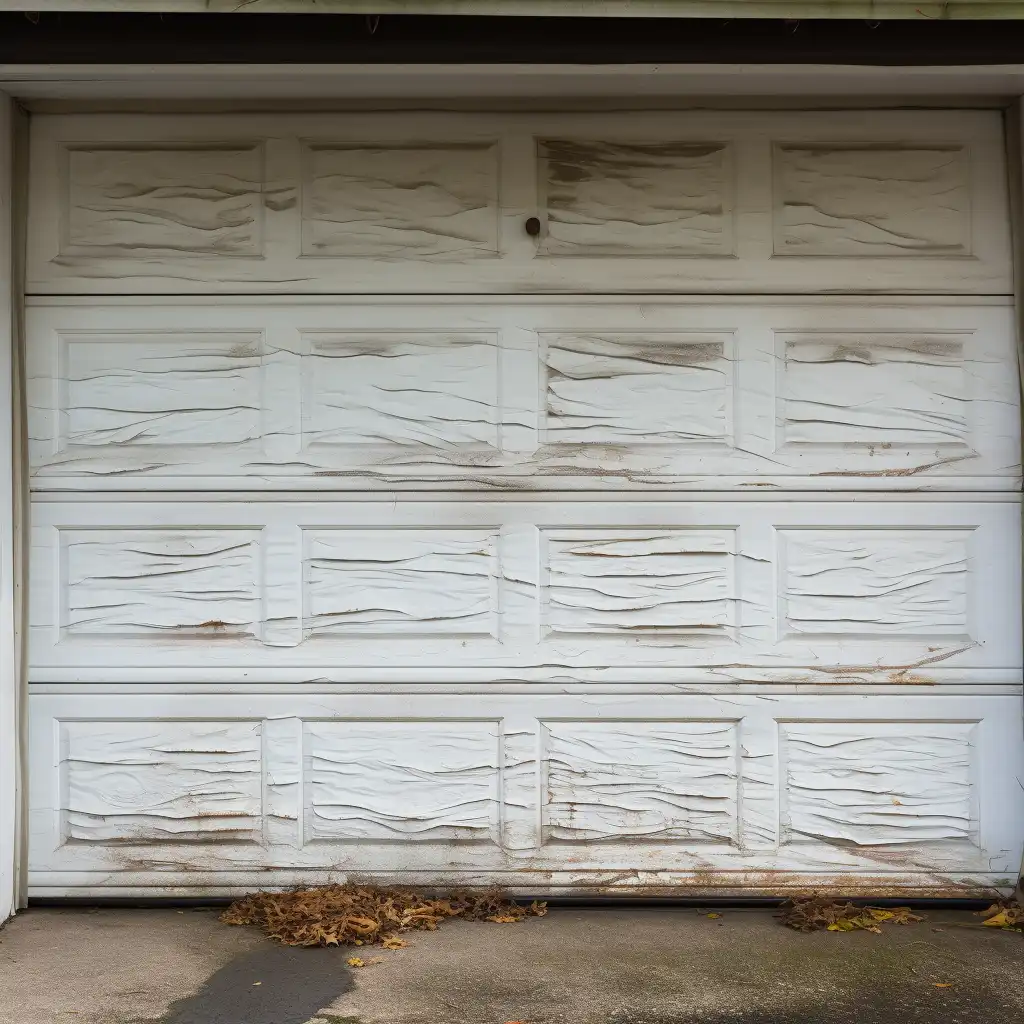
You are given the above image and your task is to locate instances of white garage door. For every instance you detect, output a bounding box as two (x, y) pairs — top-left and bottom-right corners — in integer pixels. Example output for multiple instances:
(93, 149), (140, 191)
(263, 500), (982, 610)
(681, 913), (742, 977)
(24, 110), (1024, 897)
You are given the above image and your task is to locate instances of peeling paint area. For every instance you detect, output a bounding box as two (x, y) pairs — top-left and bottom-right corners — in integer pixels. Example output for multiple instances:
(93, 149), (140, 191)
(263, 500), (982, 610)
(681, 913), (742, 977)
(780, 722), (977, 847)
(303, 529), (499, 637)
(301, 142), (499, 259)
(778, 334), (969, 448)
(542, 721), (739, 844)
(302, 331), (499, 449)
(27, 693), (1024, 891)
(31, 503), (1017, 671)
(775, 145), (970, 256)
(21, 110), (1023, 897)
(544, 530), (734, 636)
(539, 140), (732, 256)
(56, 330), (264, 449)
(62, 144), (264, 256)
(303, 721), (499, 842)
(543, 332), (730, 445)
(61, 529), (260, 638)
(26, 302), (1019, 488)
(59, 719), (263, 843)
(779, 529), (971, 639)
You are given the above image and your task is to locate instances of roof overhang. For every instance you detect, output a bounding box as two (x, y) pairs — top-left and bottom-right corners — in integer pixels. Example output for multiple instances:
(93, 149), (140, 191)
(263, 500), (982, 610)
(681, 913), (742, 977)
(2, 1), (1024, 20)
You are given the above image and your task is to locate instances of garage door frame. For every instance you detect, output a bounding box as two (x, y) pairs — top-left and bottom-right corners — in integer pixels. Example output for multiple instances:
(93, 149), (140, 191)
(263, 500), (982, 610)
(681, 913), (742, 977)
(3, 67), (1024, 919)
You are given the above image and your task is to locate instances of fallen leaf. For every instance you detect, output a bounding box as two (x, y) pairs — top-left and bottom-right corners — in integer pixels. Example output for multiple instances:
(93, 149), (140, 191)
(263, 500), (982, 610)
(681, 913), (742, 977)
(252, 981), (262, 986)
(780, 897), (923, 933)
(381, 936), (408, 949)
(221, 884), (546, 947)
(706, 913), (721, 920)
(347, 958), (365, 968)
(933, 983), (953, 989)
(983, 911), (1012, 928)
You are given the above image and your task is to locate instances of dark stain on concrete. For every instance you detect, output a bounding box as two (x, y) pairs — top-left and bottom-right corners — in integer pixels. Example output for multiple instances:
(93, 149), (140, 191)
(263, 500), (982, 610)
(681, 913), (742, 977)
(158, 944), (353, 1024)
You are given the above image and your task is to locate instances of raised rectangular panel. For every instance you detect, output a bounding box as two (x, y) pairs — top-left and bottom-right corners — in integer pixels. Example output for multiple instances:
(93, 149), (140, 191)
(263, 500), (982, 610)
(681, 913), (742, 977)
(301, 331), (499, 450)
(778, 333), (970, 448)
(60, 528), (261, 639)
(29, 111), (1011, 294)
(303, 721), (499, 842)
(301, 142), (499, 259)
(26, 692), (1023, 891)
(543, 529), (735, 636)
(538, 140), (732, 256)
(26, 499), (1019, 676)
(302, 529), (499, 638)
(542, 720), (739, 843)
(57, 331), (264, 450)
(542, 332), (732, 445)
(774, 145), (970, 257)
(779, 529), (972, 639)
(62, 144), (263, 257)
(780, 721), (978, 847)
(59, 720), (263, 843)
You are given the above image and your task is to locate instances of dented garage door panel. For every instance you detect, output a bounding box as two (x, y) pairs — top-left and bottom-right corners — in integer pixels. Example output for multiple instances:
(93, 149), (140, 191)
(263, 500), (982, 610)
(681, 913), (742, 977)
(25, 299), (1021, 492)
(24, 108), (1024, 896)
(27, 499), (1022, 679)
(27, 690), (1024, 897)
(25, 110), (1012, 296)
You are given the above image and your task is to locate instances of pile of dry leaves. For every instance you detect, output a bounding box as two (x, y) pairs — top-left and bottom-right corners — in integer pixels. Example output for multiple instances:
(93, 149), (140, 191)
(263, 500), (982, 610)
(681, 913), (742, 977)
(980, 899), (1024, 931)
(778, 896), (923, 933)
(221, 884), (547, 947)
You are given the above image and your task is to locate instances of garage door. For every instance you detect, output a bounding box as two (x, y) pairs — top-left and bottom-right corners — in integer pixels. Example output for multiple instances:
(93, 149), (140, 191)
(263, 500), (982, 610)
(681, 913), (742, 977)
(24, 110), (1024, 896)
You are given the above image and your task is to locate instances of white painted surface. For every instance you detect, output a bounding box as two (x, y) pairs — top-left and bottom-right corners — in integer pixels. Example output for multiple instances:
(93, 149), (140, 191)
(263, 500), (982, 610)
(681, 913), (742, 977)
(26, 688), (1024, 896)
(22, 108), (1024, 896)
(24, 299), (1021, 491)
(7, 64), (1024, 103)
(26, 111), (1012, 295)
(0, 92), (21, 920)
(26, 498), (1023, 681)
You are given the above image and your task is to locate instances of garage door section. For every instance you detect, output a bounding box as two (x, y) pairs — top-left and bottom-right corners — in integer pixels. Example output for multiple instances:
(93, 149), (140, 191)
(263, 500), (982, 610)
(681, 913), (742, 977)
(24, 110), (1023, 897)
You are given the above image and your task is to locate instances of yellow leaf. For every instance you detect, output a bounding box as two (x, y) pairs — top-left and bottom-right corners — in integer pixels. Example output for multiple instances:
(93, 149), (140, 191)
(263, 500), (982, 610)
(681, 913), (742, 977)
(382, 936), (408, 949)
(983, 911), (1011, 928)
(933, 983), (953, 989)
(706, 912), (721, 920)
(347, 957), (365, 968)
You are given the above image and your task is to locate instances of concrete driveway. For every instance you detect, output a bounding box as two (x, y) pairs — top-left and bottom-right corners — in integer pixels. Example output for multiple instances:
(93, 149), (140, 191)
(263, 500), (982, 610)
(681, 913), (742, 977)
(1, 905), (1022, 1024)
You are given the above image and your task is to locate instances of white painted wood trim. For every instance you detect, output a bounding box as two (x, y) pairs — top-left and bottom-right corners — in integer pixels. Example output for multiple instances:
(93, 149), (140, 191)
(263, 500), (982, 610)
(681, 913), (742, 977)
(0, 91), (25, 922)
(7, 66), (1024, 105)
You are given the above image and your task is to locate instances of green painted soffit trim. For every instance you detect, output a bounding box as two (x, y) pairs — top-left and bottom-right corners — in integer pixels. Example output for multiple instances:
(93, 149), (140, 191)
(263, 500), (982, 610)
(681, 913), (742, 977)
(5, 1), (1024, 21)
